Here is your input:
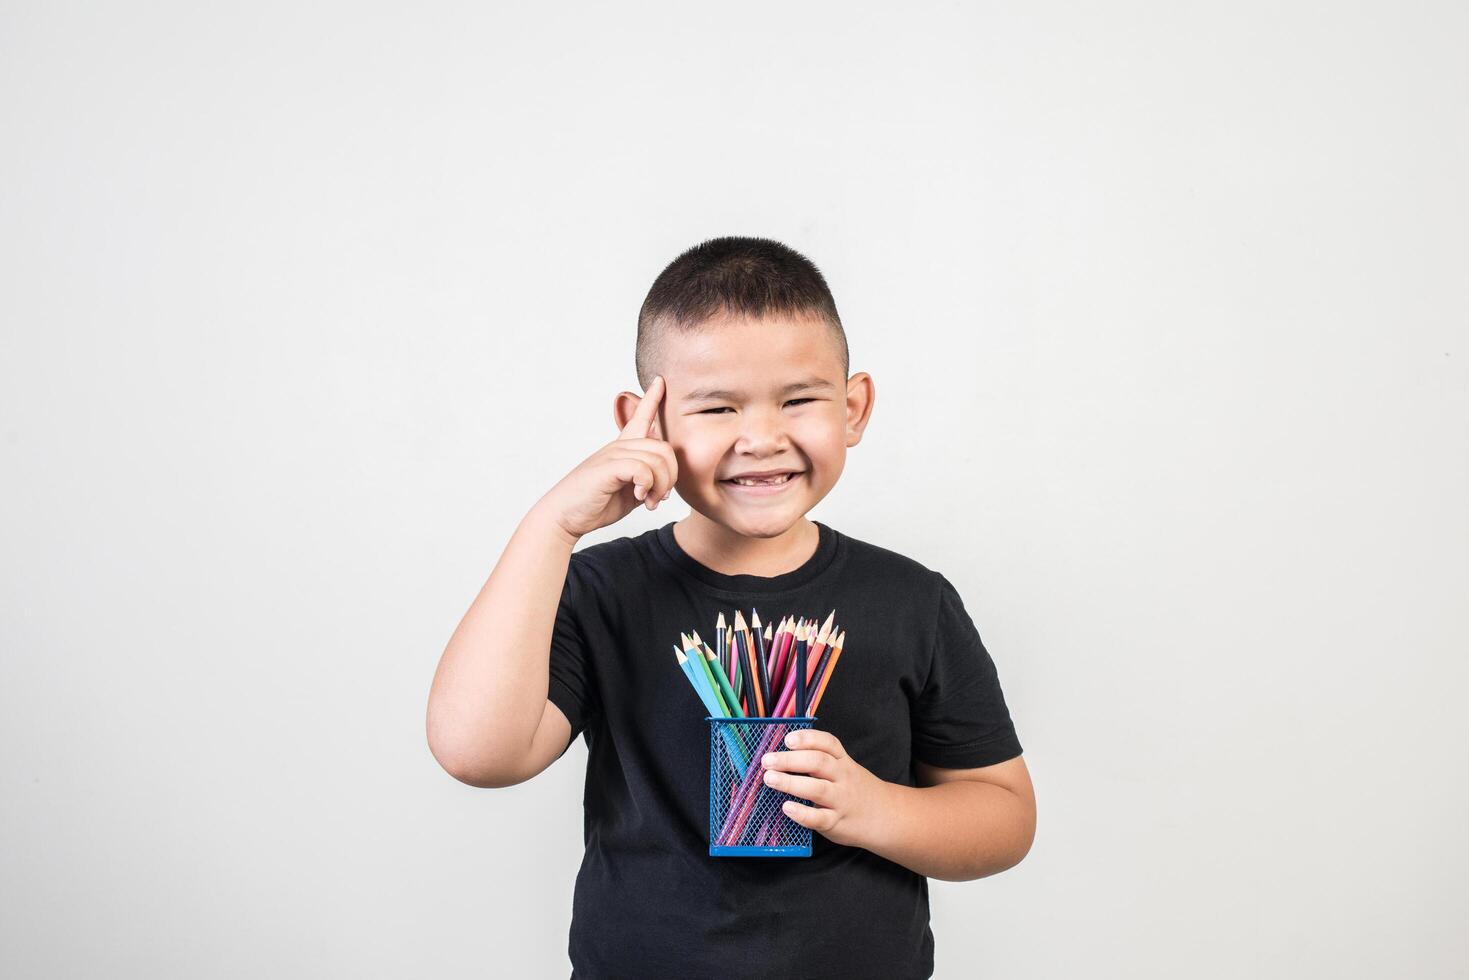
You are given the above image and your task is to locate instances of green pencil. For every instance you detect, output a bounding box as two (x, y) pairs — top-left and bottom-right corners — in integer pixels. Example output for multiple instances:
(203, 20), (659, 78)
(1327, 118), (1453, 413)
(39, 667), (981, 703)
(682, 632), (730, 717)
(691, 630), (743, 719)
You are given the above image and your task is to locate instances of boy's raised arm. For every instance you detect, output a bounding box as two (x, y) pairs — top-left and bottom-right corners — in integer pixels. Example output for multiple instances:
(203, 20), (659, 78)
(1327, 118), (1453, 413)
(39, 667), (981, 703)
(425, 376), (676, 788)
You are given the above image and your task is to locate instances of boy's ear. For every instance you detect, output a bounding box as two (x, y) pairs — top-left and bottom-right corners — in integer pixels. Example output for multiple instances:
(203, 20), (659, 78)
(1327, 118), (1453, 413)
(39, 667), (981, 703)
(612, 391), (637, 431)
(844, 372), (875, 447)
(612, 390), (663, 439)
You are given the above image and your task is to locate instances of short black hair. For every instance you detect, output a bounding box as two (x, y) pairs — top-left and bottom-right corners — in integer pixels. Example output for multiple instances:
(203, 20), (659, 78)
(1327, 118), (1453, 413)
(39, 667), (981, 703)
(636, 236), (849, 389)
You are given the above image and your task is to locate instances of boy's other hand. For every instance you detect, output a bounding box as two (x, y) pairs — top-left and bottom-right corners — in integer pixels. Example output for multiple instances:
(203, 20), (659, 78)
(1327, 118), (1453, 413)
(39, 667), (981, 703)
(759, 729), (889, 849)
(535, 375), (679, 542)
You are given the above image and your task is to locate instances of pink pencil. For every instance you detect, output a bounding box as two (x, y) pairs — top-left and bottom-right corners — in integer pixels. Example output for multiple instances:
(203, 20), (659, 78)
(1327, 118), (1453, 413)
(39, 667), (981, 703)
(767, 617), (794, 697)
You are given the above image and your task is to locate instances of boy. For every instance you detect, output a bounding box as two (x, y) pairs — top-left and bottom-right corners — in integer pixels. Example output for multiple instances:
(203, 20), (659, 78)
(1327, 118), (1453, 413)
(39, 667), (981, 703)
(427, 236), (1035, 979)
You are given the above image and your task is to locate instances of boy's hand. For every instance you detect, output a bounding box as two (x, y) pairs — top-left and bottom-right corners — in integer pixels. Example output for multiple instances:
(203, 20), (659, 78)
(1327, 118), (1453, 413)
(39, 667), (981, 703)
(536, 375), (679, 542)
(760, 729), (891, 849)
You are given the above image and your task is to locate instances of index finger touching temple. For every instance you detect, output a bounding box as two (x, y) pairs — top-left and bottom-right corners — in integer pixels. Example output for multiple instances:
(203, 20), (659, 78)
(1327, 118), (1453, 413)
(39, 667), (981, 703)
(619, 375), (665, 440)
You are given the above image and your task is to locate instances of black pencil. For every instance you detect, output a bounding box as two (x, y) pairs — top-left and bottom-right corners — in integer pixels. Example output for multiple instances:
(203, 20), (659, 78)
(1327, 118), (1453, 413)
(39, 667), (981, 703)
(751, 609), (773, 716)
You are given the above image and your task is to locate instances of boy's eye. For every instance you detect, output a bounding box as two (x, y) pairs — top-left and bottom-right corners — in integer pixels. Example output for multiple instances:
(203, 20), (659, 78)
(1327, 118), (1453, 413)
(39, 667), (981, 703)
(699, 399), (816, 415)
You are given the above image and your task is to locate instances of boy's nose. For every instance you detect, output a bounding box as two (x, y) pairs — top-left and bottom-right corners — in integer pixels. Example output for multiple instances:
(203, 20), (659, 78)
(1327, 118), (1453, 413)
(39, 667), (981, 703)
(734, 409), (790, 452)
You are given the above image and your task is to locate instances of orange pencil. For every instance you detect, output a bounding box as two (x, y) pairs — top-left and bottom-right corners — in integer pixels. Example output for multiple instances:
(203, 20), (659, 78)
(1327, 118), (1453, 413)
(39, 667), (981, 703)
(805, 611), (835, 684)
(808, 630), (845, 713)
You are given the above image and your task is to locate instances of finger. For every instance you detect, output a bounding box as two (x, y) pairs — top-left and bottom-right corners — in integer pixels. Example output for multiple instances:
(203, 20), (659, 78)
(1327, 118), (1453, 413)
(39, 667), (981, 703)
(613, 440), (678, 508)
(784, 728), (845, 759)
(646, 375), (668, 441)
(607, 455), (661, 502)
(651, 440), (677, 499)
(611, 447), (674, 505)
(763, 769), (832, 805)
(781, 799), (835, 832)
(761, 749), (833, 778)
(619, 438), (679, 491)
(618, 375), (665, 442)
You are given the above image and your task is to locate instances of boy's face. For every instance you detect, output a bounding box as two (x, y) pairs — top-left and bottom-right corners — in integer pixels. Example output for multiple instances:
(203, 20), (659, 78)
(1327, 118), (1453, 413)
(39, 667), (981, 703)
(616, 311), (875, 539)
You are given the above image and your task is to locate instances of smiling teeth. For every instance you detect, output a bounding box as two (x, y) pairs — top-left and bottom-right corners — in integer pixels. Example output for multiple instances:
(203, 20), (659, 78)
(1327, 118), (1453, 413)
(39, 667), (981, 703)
(731, 474), (793, 486)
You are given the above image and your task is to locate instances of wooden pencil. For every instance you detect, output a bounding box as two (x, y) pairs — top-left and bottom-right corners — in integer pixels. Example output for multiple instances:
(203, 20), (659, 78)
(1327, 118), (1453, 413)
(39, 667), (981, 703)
(808, 630), (845, 714)
(750, 610), (773, 717)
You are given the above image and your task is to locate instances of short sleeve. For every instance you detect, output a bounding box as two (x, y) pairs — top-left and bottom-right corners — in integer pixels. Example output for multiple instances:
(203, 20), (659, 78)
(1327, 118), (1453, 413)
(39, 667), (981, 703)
(546, 556), (601, 749)
(910, 574), (1024, 769)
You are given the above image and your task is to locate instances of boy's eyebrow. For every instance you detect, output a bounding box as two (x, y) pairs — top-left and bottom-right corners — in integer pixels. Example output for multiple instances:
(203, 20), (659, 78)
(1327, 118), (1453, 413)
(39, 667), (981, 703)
(680, 377), (838, 403)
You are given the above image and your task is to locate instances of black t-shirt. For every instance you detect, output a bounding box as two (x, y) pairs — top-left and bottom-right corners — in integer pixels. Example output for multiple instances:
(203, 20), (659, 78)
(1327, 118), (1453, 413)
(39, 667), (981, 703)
(546, 520), (1023, 980)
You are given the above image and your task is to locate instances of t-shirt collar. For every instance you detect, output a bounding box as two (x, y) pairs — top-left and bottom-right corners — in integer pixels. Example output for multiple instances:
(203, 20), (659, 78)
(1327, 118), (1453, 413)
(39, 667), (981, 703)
(653, 520), (841, 595)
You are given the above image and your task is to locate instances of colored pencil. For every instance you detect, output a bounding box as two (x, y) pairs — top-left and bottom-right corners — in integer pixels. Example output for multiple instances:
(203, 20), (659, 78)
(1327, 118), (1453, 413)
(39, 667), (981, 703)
(676, 644), (752, 775)
(682, 631), (731, 718)
(804, 640), (836, 714)
(772, 618), (799, 704)
(716, 611), (727, 683)
(771, 620), (817, 717)
(760, 621), (774, 681)
(769, 617), (793, 692)
(734, 611), (766, 716)
(731, 627), (753, 715)
(795, 632), (807, 718)
(674, 646), (719, 717)
(808, 630), (845, 714)
(737, 610), (756, 711)
(692, 631), (743, 720)
(778, 616), (834, 716)
(799, 612), (838, 711)
(750, 610), (773, 717)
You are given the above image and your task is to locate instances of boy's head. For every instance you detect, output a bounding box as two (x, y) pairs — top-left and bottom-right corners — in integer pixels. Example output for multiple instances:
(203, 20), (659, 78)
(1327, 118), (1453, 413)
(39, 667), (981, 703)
(617, 236), (875, 539)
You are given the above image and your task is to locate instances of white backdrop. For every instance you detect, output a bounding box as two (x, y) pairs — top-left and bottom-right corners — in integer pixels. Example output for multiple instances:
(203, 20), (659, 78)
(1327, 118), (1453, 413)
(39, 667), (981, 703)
(3, 2), (1466, 977)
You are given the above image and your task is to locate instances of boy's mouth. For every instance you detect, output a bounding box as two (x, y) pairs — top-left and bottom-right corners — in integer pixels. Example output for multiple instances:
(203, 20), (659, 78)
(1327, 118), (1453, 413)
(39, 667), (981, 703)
(720, 470), (803, 492)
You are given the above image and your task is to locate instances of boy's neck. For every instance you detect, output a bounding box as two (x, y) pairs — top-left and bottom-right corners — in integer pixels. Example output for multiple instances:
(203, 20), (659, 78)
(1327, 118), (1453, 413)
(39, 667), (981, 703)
(671, 514), (821, 578)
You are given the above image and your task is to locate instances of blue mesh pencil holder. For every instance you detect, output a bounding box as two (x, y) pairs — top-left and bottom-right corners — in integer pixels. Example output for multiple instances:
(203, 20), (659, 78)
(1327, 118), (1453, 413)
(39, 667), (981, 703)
(707, 716), (816, 857)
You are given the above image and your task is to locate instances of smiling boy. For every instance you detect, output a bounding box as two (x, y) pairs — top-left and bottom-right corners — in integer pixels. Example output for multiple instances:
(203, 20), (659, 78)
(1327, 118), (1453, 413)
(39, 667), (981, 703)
(427, 236), (1035, 979)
